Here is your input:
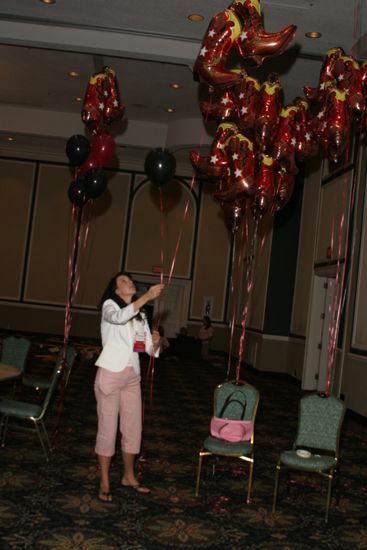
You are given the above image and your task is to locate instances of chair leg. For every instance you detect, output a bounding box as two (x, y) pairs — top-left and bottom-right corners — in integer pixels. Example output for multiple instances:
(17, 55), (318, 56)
(0, 415), (9, 447)
(39, 419), (53, 453)
(33, 420), (50, 461)
(195, 452), (204, 497)
(325, 471), (334, 523)
(272, 463), (281, 513)
(247, 459), (254, 504)
(334, 466), (341, 507)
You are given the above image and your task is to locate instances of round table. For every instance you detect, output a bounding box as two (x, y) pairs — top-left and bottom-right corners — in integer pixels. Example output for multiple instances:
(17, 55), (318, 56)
(0, 363), (21, 381)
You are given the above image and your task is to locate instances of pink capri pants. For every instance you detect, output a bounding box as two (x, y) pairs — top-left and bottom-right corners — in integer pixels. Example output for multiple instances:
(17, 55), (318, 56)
(94, 366), (142, 456)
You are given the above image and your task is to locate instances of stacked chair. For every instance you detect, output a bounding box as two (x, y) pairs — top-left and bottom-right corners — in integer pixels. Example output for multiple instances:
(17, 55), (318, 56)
(0, 345), (77, 460)
(1, 336), (31, 381)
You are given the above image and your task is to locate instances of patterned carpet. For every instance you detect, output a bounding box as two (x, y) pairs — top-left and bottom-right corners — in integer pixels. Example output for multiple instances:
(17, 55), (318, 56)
(0, 337), (366, 550)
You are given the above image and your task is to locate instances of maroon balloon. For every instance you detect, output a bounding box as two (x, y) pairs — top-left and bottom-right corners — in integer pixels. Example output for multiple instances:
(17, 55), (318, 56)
(90, 133), (116, 166)
(78, 154), (99, 174)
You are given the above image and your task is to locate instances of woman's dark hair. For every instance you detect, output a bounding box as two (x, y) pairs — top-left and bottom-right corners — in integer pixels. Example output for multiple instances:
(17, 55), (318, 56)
(99, 271), (144, 320)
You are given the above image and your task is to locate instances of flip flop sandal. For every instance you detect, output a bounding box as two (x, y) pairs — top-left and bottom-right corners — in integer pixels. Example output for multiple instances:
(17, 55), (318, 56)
(98, 490), (113, 503)
(120, 484), (151, 494)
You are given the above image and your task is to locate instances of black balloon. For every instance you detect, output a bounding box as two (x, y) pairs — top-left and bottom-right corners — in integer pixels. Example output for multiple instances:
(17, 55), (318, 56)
(144, 148), (176, 186)
(65, 134), (91, 166)
(84, 168), (108, 199)
(68, 178), (87, 207)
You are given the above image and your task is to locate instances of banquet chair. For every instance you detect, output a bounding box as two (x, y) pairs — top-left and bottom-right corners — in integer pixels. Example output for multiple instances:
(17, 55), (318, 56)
(272, 393), (346, 523)
(1, 336), (31, 376)
(0, 346), (76, 460)
(195, 379), (260, 503)
(22, 345), (77, 392)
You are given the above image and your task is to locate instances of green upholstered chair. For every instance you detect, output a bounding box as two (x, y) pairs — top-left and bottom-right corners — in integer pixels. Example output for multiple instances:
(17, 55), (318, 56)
(195, 379), (260, 503)
(22, 345), (77, 391)
(0, 346), (77, 460)
(272, 393), (346, 523)
(1, 336), (31, 376)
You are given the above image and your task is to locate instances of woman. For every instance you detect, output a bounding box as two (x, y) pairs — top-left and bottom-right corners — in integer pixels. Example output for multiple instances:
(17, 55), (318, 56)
(94, 272), (164, 502)
(198, 315), (214, 360)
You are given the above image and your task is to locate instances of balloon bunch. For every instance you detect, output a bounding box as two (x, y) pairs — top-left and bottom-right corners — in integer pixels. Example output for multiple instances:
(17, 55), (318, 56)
(304, 48), (367, 162)
(191, 0), (367, 230)
(65, 66), (125, 206)
(191, 0), (297, 228)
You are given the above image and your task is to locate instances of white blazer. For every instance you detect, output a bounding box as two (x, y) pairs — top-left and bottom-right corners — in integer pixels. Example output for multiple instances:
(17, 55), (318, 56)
(95, 299), (158, 374)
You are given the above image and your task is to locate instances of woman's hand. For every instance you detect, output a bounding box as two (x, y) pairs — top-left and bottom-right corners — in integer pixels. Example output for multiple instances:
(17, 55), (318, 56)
(146, 284), (165, 301)
(133, 284), (165, 313)
(152, 330), (161, 351)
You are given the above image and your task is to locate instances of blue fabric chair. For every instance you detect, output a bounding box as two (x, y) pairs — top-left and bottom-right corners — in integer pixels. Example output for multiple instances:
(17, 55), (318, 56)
(195, 379), (260, 503)
(0, 346), (77, 460)
(272, 393), (346, 522)
(22, 345), (77, 391)
(1, 336), (31, 375)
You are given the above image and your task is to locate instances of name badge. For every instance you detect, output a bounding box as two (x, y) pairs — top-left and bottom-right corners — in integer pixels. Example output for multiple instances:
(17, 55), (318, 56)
(133, 339), (146, 353)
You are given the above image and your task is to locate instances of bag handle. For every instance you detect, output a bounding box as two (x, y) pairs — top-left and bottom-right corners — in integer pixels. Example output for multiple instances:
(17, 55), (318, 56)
(218, 391), (247, 420)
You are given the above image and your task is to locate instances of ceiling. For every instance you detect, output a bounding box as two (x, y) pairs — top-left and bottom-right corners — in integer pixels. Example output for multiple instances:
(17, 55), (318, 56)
(0, 0), (366, 170)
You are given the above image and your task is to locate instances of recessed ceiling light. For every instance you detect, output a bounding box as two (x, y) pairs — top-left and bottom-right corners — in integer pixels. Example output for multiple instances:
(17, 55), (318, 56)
(40, 0), (56, 4)
(188, 14), (204, 22)
(165, 107), (175, 113)
(305, 31), (322, 39)
(7, 137), (14, 142)
(75, 97), (83, 102)
(170, 83), (181, 90)
(67, 70), (79, 77)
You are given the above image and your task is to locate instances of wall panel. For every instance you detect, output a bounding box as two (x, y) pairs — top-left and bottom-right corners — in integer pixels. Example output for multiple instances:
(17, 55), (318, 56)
(190, 189), (231, 320)
(25, 164), (75, 304)
(315, 170), (352, 263)
(0, 159), (35, 299)
(291, 158), (321, 335)
(126, 179), (195, 278)
(352, 184), (367, 350)
(75, 172), (131, 307)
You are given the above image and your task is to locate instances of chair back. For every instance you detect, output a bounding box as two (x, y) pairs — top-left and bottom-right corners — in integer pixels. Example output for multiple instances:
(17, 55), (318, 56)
(214, 380), (259, 421)
(59, 345), (77, 370)
(38, 345), (77, 420)
(1, 336), (31, 373)
(295, 394), (345, 453)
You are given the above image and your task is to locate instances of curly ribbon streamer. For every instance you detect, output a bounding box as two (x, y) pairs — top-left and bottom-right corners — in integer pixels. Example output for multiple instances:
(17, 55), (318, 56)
(143, 97), (213, 413)
(56, 200), (91, 431)
(325, 133), (360, 395)
(325, 0), (366, 395)
(226, 215), (247, 379)
(235, 219), (259, 381)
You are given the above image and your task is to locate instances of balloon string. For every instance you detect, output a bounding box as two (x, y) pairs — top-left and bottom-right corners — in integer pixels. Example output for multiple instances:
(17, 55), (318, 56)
(325, 0), (362, 394)
(326, 207), (346, 394)
(63, 205), (80, 347)
(353, 0), (361, 58)
(71, 204), (92, 303)
(226, 216), (247, 378)
(143, 94), (211, 416)
(56, 202), (86, 431)
(325, 136), (359, 394)
(236, 219), (259, 381)
(225, 227), (239, 378)
(154, 187), (165, 329)
(143, 188), (165, 419)
(167, 171), (197, 285)
(165, 92), (211, 286)
(325, 140), (350, 393)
